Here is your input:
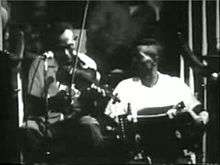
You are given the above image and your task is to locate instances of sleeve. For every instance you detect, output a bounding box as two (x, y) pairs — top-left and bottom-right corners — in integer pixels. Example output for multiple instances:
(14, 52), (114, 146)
(177, 79), (201, 113)
(104, 82), (129, 119)
(174, 78), (209, 125)
(28, 58), (45, 98)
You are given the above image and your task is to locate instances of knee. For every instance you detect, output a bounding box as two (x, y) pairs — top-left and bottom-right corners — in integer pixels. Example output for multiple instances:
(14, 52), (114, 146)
(79, 116), (104, 146)
(17, 127), (44, 153)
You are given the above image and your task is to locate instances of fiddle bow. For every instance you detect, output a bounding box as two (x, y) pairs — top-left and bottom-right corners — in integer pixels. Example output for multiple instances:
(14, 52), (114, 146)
(69, 0), (120, 104)
(70, 0), (90, 88)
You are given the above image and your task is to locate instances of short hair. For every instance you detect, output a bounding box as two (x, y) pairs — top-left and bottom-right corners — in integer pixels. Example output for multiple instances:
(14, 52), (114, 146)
(131, 38), (163, 76)
(137, 38), (159, 45)
(134, 38), (163, 61)
(136, 38), (163, 54)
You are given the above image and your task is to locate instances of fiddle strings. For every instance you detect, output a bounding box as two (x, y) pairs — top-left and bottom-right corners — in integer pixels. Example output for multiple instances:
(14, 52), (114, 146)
(71, 0), (90, 86)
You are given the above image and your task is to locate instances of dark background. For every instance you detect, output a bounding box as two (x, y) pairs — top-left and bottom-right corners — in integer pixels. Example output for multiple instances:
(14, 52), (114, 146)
(0, 1), (219, 163)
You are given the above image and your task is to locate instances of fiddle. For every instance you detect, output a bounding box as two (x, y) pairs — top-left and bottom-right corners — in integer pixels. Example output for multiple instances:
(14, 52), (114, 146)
(56, 62), (120, 104)
(56, 53), (98, 87)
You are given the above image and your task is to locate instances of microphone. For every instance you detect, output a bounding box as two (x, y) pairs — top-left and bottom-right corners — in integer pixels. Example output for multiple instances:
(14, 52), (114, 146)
(41, 51), (54, 60)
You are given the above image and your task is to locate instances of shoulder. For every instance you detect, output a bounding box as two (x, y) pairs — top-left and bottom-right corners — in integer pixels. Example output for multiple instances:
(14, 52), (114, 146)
(78, 52), (94, 62)
(118, 77), (137, 85)
(31, 56), (57, 67)
(158, 72), (185, 86)
(29, 57), (44, 70)
(74, 51), (97, 70)
(159, 72), (197, 99)
(29, 56), (58, 76)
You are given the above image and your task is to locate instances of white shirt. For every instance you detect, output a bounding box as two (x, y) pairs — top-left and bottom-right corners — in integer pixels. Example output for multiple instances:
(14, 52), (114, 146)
(105, 72), (200, 119)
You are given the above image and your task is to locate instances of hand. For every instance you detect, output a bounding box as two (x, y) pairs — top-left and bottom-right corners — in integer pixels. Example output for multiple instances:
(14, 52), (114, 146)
(186, 109), (209, 125)
(199, 111), (209, 125)
(167, 108), (177, 119)
(127, 114), (133, 122)
(90, 83), (107, 97)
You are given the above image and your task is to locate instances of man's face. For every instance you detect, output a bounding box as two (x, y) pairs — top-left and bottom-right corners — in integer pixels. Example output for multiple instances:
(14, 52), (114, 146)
(136, 45), (160, 76)
(55, 29), (78, 63)
(59, 29), (77, 52)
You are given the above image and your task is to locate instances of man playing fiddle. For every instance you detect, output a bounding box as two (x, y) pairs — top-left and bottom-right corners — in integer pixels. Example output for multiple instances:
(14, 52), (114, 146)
(105, 38), (209, 164)
(19, 22), (104, 162)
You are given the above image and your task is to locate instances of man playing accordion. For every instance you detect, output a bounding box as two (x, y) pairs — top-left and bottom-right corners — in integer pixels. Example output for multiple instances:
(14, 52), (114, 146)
(105, 38), (209, 164)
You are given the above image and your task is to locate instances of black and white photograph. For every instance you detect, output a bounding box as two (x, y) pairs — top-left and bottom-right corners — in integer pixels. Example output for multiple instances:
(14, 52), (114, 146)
(0, 0), (219, 164)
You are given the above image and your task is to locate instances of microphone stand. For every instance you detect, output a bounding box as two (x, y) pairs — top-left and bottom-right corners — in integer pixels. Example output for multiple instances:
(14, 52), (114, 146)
(43, 58), (51, 157)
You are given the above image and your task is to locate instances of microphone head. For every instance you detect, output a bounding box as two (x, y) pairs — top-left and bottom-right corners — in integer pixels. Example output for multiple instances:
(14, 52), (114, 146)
(42, 51), (54, 60)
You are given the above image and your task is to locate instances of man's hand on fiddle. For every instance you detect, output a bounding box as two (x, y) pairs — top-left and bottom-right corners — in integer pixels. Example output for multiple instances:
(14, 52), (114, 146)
(90, 83), (106, 97)
(167, 108), (178, 119)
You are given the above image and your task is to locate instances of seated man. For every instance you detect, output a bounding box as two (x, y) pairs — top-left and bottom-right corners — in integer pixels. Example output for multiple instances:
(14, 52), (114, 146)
(19, 22), (103, 162)
(105, 38), (209, 164)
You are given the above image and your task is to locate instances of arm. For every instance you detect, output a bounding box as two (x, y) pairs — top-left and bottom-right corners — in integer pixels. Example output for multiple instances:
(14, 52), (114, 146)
(26, 58), (45, 117)
(185, 104), (209, 125)
(105, 81), (129, 121)
(27, 57), (68, 117)
(28, 58), (45, 97)
(167, 79), (209, 126)
(181, 81), (209, 125)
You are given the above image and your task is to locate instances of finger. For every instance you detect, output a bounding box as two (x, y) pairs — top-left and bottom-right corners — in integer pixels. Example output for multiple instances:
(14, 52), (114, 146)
(101, 89), (106, 97)
(97, 87), (102, 93)
(167, 111), (174, 119)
